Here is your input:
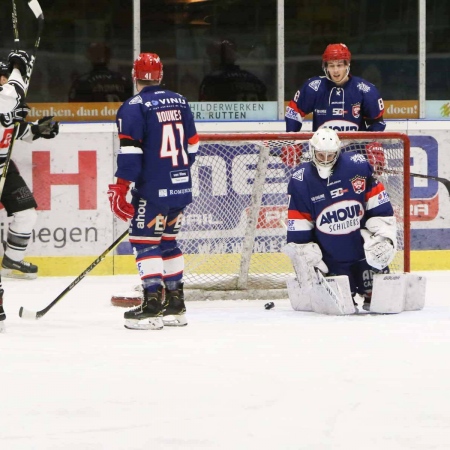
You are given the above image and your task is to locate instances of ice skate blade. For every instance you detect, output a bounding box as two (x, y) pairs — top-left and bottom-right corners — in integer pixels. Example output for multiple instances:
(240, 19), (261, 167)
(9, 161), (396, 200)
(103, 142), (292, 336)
(163, 314), (188, 327)
(124, 317), (164, 330)
(1, 268), (37, 280)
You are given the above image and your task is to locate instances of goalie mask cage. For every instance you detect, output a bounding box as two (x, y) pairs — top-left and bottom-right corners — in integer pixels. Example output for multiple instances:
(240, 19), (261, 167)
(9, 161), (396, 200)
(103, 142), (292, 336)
(179, 132), (410, 300)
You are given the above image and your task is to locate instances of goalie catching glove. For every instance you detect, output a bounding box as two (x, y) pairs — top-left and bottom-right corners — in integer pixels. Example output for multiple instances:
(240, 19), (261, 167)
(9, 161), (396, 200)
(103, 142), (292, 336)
(361, 216), (397, 270)
(108, 178), (135, 222)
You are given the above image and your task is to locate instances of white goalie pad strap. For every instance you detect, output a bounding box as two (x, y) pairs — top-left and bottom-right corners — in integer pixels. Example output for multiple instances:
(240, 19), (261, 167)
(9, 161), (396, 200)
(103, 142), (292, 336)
(370, 273), (426, 314)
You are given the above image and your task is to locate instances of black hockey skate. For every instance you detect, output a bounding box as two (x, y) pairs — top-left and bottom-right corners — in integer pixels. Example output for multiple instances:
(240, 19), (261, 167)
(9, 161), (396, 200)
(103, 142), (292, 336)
(1, 253), (38, 280)
(163, 283), (187, 327)
(124, 287), (164, 330)
(362, 295), (372, 312)
(0, 289), (5, 333)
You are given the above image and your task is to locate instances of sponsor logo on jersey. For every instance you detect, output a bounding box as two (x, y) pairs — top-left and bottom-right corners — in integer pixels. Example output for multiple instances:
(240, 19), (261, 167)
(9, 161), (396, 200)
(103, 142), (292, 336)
(350, 176), (366, 194)
(327, 179), (342, 186)
(317, 200), (363, 235)
(330, 187), (348, 198)
(350, 154), (367, 164)
(332, 108), (344, 116)
(352, 103), (361, 118)
(159, 189), (168, 197)
(135, 198), (147, 229)
(308, 80), (321, 91)
(357, 82), (371, 93)
(129, 95), (143, 105)
(315, 109), (327, 115)
(377, 190), (390, 205)
(321, 121), (358, 132)
(292, 167), (305, 181)
(285, 106), (300, 121)
(311, 194), (325, 203)
(170, 169), (189, 184)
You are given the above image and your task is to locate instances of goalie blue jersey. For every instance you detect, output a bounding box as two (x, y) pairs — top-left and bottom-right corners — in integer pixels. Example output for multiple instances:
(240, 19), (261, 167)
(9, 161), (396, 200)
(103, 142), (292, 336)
(285, 75), (385, 132)
(115, 85), (199, 208)
(286, 152), (394, 266)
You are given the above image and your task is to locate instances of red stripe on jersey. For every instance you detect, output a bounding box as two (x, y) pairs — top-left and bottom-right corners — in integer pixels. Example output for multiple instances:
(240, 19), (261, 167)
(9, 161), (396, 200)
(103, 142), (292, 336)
(288, 100), (306, 118)
(365, 182), (386, 201)
(288, 209), (312, 221)
(118, 133), (142, 142)
(188, 134), (199, 145)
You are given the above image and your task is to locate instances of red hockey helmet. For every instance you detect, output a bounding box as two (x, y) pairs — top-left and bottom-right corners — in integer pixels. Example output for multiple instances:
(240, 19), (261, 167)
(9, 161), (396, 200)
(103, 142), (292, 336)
(132, 53), (163, 82)
(322, 43), (351, 63)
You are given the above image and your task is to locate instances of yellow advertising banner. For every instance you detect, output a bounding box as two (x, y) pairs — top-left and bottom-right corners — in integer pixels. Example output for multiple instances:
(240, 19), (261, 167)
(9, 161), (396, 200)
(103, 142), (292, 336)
(26, 100), (420, 122)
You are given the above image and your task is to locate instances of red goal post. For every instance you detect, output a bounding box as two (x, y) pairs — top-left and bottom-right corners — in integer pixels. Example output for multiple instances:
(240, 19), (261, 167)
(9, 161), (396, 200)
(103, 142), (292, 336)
(178, 132), (410, 300)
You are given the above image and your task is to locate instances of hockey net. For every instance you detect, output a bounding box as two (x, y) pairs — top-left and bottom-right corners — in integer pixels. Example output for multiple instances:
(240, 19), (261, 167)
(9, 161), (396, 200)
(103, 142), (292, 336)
(179, 132), (410, 300)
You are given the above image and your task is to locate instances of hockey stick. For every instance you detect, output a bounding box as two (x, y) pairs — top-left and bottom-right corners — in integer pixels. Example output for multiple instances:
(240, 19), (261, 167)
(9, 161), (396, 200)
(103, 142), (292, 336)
(0, 0), (44, 198)
(19, 229), (129, 320)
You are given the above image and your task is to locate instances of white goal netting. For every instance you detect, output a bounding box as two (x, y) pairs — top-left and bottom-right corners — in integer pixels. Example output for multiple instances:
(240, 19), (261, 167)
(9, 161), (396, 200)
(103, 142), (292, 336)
(178, 132), (410, 299)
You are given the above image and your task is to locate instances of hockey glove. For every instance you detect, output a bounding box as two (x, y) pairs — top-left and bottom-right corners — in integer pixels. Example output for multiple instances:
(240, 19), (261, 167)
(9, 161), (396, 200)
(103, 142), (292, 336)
(365, 142), (386, 176)
(8, 50), (32, 79)
(31, 116), (60, 140)
(361, 216), (397, 270)
(108, 179), (135, 222)
(0, 103), (31, 127)
(281, 143), (303, 167)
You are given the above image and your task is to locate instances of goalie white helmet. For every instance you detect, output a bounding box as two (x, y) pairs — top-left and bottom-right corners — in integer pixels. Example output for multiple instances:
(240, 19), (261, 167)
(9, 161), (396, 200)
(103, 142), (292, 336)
(309, 128), (341, 179)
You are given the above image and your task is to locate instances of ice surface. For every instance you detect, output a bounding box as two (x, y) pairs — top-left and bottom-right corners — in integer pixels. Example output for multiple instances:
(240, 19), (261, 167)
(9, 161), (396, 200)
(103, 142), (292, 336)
(1, 272), (450, 450)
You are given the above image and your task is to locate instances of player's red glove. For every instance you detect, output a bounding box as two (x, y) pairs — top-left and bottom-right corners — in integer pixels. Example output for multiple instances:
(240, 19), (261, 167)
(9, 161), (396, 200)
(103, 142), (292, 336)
(107, 178), (135, 222)
(281, 143), (303, 167)
(365, 142), (386, 176)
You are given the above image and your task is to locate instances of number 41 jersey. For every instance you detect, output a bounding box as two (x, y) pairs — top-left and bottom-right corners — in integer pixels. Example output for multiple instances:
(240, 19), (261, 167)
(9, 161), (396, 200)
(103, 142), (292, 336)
(115, 85), (199, 208)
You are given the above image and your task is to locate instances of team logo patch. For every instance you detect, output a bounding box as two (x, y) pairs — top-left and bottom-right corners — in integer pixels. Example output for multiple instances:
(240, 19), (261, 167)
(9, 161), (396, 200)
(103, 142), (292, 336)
(350, 176), (366, 194)
(129, 95), (143, 105)
(308, 80), (321, 91)
(352, 103), (361, 118)
(292, 167), (305, 181)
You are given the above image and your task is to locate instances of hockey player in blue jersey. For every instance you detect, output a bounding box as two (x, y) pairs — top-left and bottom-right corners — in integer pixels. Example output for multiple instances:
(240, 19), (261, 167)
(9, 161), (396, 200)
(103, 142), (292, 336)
(282, 43), (386, 167)
(284, 128), (397, 311)
(107, 53), (199, 330)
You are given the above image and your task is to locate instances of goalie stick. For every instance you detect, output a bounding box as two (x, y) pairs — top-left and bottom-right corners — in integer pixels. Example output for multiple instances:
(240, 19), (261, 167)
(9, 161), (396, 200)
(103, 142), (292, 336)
(0, 0), (44, 198)
(19, 229), (129, 320)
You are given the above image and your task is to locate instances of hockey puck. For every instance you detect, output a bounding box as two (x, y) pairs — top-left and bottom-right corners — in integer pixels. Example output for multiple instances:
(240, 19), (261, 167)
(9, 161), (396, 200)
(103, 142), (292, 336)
(111, 295), (142, 308)
(264, 302), (275, 310)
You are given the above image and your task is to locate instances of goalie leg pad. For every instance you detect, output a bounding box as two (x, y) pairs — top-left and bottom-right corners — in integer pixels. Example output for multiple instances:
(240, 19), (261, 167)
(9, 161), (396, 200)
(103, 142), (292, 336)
(286, 275), (313, 311)
(310, 273), (355, 315)
(404, 274), (427, 311)
(370, 274), (406, 313)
